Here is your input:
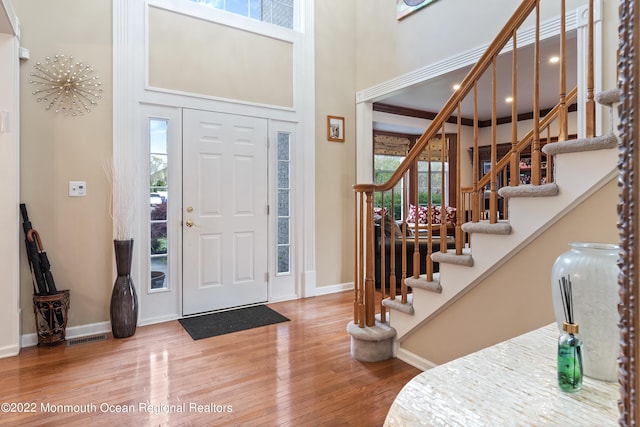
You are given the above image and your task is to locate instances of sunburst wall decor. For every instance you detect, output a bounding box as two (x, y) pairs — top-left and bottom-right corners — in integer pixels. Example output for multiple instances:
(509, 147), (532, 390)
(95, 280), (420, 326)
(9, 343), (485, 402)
(29, 54), (103, 116)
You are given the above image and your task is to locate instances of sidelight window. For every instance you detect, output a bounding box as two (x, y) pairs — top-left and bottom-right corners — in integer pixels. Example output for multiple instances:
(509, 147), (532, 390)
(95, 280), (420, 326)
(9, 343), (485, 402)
(277, 131), (291, 274)
(150, 119), (169, 291)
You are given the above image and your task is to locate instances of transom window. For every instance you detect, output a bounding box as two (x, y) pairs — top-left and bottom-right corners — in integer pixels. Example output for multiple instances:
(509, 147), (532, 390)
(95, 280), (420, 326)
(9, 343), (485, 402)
(188, 0), (294, 29)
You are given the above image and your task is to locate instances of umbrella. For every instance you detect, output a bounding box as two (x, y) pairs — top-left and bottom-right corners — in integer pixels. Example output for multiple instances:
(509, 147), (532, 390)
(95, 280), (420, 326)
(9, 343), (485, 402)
(20, 204), (47, 295)
(20, 204), (63, 329)
(27, 229), (58, 295)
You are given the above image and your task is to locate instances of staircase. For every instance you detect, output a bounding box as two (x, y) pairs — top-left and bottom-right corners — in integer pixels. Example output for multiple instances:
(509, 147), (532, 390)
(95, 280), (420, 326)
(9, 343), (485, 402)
(386, 90), (618, 364)
(348, 0), (614, 365)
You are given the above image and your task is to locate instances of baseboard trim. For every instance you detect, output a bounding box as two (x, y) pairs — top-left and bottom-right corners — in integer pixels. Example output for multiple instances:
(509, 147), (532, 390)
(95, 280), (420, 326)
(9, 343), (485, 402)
(0, 343), (20, 359)
(314, 282), (354, 296)
(303, 270), (317, 297)
(138, 314), (179, 327)
(21, 321), (111, 349)
(396, 346), (438, 372)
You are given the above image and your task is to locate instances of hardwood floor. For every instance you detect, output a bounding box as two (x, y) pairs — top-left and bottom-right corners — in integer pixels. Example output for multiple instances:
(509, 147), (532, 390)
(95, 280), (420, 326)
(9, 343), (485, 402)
(0, 291), (421, 426)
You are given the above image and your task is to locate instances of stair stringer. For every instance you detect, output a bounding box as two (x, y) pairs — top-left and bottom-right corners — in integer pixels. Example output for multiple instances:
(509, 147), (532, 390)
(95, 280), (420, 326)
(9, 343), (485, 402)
(388, 146), (618, 344)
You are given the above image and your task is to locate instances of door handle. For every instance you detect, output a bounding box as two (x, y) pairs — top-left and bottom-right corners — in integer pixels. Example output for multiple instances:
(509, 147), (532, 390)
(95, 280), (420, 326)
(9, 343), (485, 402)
(185, 219), (195, 228)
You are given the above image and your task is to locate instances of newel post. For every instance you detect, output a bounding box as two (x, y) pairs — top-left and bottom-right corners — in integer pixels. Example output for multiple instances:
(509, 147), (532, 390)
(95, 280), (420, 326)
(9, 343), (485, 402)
(363, 188), (376, 327)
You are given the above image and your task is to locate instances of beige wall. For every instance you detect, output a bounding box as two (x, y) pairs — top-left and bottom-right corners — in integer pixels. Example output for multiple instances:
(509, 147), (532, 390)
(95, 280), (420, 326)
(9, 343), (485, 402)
(401, 177), (619, 364)
(314, 0), (358, 287)
(9, 0), (619, 337)
(148, 6), (294, 107)
(15, 0), (113, 334)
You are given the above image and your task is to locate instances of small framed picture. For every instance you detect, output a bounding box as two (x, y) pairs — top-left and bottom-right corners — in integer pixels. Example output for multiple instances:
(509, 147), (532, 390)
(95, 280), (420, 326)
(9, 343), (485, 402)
(327, 116), (345, 142)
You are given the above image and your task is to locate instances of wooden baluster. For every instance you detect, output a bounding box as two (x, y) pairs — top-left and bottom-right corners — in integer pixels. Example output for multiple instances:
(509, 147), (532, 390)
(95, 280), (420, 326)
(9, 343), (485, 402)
(510, 29), (520, 187)
(456, 103), (463, 255)
(501, 168), (508, 220)
(389, 189), (397, 300)
(426, 143), (433, 282)
(357, 192), (364, 326)
(380, 192), (386, 294)
(547, 137), (554, 183)
(532, 0), (541, 185)
(364, 189), (375, 327)
(412, 167), (420, 279)
(490, 56), (498, 223)
(472, 82), (480, 222)
(545, 126), (551, 184)
(586, 0), (595, 138)
(440, 124), (448, 247)
(460, 189), (467, 250)
(379, 191), (386, 323)
(401, 173), (408, 305)
(558, 0), (568, 142)
(354, 193), (358, 325)
(413, 202), (419, 279)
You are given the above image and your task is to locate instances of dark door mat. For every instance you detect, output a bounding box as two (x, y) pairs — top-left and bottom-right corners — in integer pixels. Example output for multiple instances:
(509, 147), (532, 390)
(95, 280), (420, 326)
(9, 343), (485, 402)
(178, 305), (290, 340)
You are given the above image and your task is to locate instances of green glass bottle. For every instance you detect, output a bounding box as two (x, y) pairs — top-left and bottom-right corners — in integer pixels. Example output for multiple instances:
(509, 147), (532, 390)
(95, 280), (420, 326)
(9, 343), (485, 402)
(557, 322), (583, 392)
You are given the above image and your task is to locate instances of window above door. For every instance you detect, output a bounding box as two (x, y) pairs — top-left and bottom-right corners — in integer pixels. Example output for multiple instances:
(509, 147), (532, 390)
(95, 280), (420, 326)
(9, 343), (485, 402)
(186, 0), (295, 29)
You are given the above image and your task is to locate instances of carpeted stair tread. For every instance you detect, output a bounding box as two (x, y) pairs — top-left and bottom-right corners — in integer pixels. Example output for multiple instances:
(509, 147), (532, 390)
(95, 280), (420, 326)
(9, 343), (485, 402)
(542, 133), (618, 156)
(462, 220), (512, 235)
(405, 274), (442, 293)
(431, 250), (473, 267)
(347, 318), (397, 341)
(382, 294), (414, 315)
(498, 182), (559, 198)
(595, 88), (622, 106)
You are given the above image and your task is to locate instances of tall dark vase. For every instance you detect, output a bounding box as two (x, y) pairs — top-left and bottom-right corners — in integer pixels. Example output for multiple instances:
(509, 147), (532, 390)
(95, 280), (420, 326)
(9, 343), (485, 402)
(110, 239), (138, 338)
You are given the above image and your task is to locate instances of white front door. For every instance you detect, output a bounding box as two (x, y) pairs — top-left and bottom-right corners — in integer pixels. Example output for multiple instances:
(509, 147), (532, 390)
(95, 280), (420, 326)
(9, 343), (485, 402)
(182, 109), (268, 315)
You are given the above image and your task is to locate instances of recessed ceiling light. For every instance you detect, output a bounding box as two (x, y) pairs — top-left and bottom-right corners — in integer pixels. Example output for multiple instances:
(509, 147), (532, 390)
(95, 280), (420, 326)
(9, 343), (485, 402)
(505, 96), (513, 103)
(453, 84), (461, 91)
(549, 56), (560, 64)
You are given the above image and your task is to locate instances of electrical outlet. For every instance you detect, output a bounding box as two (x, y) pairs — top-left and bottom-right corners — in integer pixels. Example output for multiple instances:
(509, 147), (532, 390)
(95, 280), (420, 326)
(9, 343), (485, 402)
(69, 181), (87, 197)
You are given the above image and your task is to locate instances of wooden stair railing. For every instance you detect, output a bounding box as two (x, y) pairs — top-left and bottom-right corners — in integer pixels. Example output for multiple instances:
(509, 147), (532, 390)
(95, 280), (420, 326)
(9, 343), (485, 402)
(464, 86), (579, 220)
(353, 0), (595, 328)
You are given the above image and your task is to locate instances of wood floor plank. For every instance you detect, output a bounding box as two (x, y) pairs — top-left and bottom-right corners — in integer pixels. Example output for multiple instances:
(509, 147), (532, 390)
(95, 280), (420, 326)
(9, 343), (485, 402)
(0, 291), (421, 426)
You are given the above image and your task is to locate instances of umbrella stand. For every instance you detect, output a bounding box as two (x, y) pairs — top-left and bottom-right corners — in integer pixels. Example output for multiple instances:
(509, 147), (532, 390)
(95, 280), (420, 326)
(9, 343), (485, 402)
(20, 203), (69, 344)
(33, 290), (70, 347)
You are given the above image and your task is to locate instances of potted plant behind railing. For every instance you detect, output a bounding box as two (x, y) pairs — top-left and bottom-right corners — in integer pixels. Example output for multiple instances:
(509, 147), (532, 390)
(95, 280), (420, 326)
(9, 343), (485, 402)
(104, 154), (138, 338)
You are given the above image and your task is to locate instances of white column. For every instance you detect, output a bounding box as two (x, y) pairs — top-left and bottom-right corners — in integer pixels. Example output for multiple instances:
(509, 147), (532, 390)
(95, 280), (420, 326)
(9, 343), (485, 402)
(0, 2), (21, 358)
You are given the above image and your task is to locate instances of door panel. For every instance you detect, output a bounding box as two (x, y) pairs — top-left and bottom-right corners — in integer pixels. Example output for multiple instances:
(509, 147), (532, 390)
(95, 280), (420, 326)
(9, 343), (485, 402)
(183, 109), (268, 315)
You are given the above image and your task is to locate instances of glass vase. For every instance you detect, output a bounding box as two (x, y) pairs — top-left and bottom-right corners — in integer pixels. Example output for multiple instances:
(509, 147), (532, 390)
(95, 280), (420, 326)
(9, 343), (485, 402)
(110, 239), (138, 338)
(550, 242), (619, 382)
